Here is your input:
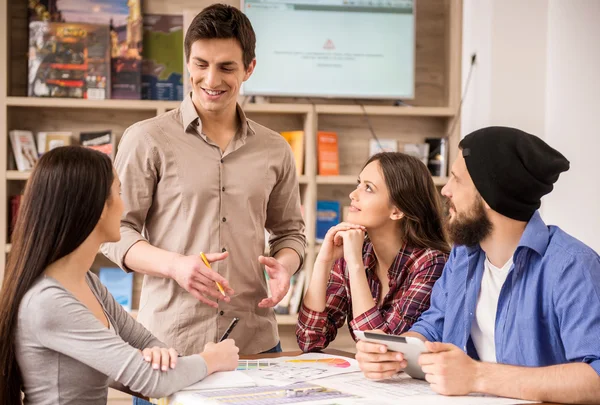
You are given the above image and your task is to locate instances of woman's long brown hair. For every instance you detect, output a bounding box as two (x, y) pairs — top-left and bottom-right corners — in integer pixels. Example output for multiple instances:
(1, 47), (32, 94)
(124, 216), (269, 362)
(366, 152), (450, 254)
(0, 146), (113, 404)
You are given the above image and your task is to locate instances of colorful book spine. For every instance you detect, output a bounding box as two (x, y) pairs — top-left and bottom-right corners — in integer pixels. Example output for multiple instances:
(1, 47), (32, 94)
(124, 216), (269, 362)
(316, 200), (341, 242)
(280, 131), (305, 176)
(317, 131), (339, 176)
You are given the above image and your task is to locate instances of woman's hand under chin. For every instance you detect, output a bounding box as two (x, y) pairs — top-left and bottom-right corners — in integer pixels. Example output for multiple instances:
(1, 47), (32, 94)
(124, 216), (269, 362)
(315, 222), (366, 267)
(338, 228), (366, 270)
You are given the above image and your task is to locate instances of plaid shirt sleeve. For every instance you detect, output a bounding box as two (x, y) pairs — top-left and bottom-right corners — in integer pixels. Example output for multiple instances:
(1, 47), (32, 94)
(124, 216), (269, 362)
(349, 251), (447, 335)
(296, 259), (349, 352)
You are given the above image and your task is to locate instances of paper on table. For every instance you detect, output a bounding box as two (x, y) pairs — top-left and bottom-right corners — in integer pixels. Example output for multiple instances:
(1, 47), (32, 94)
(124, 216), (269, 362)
(241, 353), (361, 387)
(316, 372), (539, 405)
(179, 370), (256, 391)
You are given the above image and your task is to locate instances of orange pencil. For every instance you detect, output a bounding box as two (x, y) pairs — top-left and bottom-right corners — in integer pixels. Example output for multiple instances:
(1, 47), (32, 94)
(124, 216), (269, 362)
(200, 252), (226, 297)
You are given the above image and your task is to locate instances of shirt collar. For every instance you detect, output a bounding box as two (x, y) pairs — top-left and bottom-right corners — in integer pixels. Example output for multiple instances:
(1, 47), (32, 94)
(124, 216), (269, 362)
(515, 211), (550, 257)
(180, 92), (255, 139)
(363, 239), (413, 277)
(465, 210), (550, 258)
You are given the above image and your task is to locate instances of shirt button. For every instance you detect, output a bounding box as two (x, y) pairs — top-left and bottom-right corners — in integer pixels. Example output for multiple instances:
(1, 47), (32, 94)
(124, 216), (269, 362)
(222, 248), (227, 253)
(222, 217), (226, 222)
(220, 159), (224, 163)
(219, 311), (224, 316)
(222, 187), (225, 192)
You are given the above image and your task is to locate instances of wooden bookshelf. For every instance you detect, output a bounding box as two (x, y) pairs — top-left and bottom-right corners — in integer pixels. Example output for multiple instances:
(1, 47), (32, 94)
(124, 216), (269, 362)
(0, 0), (463, 329)
(315, 105), (455, 117)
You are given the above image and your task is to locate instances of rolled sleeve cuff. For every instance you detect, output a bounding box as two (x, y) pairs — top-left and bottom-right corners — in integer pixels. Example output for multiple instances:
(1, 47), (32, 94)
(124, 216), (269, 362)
(409, 322), (438, 342)
(349, 306), (385, 332)
(101, 229), (147, 272)
(297, 304), (329, 332)
(585, 357), (600, 376)
(271, 239), (306, 270)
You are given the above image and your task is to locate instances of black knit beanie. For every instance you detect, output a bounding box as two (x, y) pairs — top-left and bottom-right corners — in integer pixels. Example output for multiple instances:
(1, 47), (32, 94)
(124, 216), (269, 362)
(459, 126), (570, 221)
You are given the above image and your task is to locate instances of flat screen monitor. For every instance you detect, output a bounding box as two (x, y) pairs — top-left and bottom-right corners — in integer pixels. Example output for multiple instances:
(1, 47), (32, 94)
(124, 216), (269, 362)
(241, 0), (415, 99)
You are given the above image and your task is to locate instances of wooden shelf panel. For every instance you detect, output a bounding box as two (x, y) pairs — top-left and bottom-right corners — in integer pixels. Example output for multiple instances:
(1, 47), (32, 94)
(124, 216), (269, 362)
(8, 171), (310, 185)
(6, 97), (455, 117)
(317, 175), (448, 186)
(6, 170), (30, 180)
(6, 97), (311, 115)
(6, 96), (169, 111)
(315, 105), (455, 117)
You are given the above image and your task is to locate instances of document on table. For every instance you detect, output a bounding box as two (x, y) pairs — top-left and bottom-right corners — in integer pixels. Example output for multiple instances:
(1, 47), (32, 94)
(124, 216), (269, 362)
(316, 372), (539, 405)
(240, 353), (361, 387)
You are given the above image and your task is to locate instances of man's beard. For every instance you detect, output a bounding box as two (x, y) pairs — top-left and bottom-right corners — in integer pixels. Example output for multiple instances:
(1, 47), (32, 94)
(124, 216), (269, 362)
(444, 196), (493, 246)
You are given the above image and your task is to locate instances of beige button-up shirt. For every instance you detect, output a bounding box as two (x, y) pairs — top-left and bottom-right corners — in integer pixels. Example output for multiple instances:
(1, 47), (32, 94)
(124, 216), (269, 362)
(102, 95), (306, 355)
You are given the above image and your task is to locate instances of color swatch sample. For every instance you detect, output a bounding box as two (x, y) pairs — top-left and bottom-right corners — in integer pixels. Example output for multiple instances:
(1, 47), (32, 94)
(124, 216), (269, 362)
(285, 358), (352, 368)
(237, 360), (278, 371)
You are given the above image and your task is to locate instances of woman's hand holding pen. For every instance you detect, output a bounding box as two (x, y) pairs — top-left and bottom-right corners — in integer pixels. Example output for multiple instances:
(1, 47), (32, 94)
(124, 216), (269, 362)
(316, 222), (366, 268)
(170, 251), (234, 308)
(199, 340), (240, 375)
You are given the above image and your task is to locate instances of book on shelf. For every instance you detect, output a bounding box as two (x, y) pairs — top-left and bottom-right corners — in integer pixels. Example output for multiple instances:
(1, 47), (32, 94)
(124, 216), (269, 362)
(9, 130), (38, 172)
(369, 138), (398, 156)
(37, 131), (73, 156)
(45, 133), (72, 151)
(272, 271), (305, 316)
(80, 130), (115, 159)
(142, 14), (184, 101)
(317, 131), (339, 176)
(28, 0), (142, 100)
(280, 131), (304, 176)
(403, 143), (430, 166)
(98, 267), (134, 312)
(28, 21), (111, 99)
(425, 138), (448, 177)
(316, 200), (341, 242)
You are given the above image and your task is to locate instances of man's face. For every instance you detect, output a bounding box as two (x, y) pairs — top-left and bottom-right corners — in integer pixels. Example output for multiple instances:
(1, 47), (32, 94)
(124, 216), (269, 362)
(441, 153), (493, 246)
(187, 38), (255, 114)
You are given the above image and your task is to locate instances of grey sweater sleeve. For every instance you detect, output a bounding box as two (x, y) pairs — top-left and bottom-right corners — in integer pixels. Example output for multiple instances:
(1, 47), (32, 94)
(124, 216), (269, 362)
(30, 283), (208, 399)
(86, 273), (165, 350)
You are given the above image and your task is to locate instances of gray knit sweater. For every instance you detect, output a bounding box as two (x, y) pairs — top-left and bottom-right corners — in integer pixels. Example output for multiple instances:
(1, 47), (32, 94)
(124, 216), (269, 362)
(15, 272), (208, 404)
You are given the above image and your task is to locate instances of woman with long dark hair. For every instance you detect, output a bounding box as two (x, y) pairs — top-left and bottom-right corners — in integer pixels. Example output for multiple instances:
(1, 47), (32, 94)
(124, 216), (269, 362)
(297, 152), (450, 351)
(0, 147), (239, 405)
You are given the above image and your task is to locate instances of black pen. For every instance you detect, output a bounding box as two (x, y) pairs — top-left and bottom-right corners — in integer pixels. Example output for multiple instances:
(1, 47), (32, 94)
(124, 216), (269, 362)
(219, 317), (240, 342)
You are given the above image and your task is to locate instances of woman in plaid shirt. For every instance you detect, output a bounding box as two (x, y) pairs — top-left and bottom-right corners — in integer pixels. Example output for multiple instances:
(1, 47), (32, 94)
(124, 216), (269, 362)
(296, 152), (450, 352)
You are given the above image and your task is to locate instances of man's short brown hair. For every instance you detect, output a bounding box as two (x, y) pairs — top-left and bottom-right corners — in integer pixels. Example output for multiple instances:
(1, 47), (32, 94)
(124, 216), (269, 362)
(185, 4), (256, 69)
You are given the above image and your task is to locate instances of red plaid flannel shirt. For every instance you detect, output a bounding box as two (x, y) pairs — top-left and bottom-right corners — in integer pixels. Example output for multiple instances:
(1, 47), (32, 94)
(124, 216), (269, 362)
(296, 240), (448, 352)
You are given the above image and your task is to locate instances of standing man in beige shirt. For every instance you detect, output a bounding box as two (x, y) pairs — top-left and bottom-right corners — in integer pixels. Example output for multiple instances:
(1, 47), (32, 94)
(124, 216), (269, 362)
(102, 4), (305, 364)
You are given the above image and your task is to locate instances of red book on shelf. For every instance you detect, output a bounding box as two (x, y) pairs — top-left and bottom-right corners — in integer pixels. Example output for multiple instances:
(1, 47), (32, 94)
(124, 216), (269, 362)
(317, 131), (339, 176)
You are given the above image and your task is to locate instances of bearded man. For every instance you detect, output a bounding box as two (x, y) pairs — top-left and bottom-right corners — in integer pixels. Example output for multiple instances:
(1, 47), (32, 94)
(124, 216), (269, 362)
(354, 126), (600, 404)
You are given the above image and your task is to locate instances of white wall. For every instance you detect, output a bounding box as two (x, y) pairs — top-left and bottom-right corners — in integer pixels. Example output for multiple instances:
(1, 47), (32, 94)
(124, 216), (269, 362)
(461, 0), (600, 251)
(542, 0), (600, 251)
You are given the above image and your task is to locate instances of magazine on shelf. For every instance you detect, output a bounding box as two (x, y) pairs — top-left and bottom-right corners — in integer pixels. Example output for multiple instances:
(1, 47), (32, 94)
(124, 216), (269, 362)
(9, 130), (38, 172)
(80, 130), (115, 159)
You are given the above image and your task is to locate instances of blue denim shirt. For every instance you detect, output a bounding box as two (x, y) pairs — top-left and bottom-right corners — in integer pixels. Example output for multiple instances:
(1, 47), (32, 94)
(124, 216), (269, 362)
(411, 211), (600, 375)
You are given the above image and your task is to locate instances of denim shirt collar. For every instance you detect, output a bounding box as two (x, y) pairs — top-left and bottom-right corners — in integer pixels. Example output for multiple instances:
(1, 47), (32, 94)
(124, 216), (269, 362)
(464, 210), (549, 259)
